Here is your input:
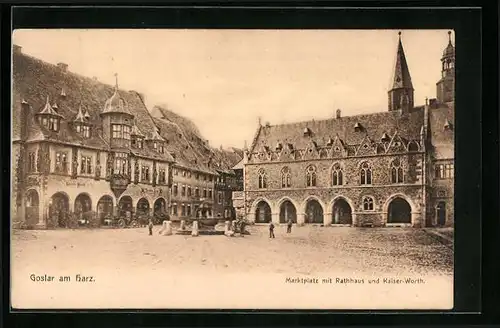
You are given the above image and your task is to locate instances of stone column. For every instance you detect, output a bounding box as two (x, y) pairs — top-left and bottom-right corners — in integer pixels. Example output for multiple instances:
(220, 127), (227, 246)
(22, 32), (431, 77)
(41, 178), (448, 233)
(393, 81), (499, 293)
(297, 213), (305, 226)
(324, 212), (333, 226)
(411, 212), (421, 228)
(37, 199), (48, 229)
(271, 212), (279, 224)
(16, 195), (26, 228)
(352, 212), (358, 227)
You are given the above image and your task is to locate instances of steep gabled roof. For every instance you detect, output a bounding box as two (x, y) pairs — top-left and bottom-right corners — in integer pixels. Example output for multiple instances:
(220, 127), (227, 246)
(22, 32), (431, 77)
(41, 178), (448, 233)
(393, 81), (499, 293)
(12, 50), (173, 162)
(249, 109), (424, 157)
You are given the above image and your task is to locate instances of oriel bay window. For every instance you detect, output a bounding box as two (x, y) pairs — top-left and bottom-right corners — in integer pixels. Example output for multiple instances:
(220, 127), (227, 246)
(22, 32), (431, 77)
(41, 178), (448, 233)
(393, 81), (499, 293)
(113, 153), (129, 176)
(111, 124), (131, 142)
(80, 156), (93, 175)
(55, 152), (68, 173)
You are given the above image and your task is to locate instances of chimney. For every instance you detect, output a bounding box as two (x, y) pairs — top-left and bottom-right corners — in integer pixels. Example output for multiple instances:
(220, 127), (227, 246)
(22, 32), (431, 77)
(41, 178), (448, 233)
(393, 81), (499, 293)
(57, 62), (68, 72)
(336, 109), (341, 119)
(13, 44), (22, 54)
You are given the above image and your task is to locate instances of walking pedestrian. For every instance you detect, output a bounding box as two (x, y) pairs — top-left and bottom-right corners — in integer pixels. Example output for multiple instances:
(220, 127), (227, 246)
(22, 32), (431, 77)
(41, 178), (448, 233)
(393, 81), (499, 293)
(287, 218), (293, 233)
(148, 218), (153, 236)
(269, 222), (275, 238)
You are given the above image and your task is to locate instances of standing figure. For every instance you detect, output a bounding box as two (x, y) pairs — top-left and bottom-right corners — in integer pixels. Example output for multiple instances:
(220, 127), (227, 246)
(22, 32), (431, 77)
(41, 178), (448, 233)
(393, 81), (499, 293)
(287, 218), (293, 233)
(148, 218), (153, 236)
(269, 222), (275, 238)
(240, 220), (246, 237)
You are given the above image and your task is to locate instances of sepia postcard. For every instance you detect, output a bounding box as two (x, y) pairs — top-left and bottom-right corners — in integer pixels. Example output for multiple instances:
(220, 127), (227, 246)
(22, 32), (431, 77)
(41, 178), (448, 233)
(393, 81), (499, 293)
(11, 29), (455, 310)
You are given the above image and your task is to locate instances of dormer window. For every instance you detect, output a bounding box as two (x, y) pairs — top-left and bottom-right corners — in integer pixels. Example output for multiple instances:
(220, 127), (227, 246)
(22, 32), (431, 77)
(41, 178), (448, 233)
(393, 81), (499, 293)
(36, 96), (63, 132)
(153, 142), (157, 149)
(48, 117), (60, 131)
(303, 127), (311, 136)
(354, 122), (363, 132)
(159, 144), (165, 154)
(381, 133), (390, 142)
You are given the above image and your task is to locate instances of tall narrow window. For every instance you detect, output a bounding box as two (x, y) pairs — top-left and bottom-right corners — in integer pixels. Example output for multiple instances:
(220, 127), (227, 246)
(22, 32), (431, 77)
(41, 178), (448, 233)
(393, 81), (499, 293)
(258, 169), (267, 189)
(208, 189), (213, 198)
(55, 152), (68, 174)
(332, 163), (343, 186)
(181, 185), (186, 197)
(360, 162), (372, 185)
(363, 196), (374, 211)
(281, 167), (291, 188)
(113, 153), (129, 175)
(173, 184), (178, 196)
(82, 125), (91, 138)
(218, 192), (223, 204)
(159, 169), (166, 184)
(203, 189), (207, 198)
(141, 166), (150, 182)
(306, 165), (317, 187)
(187, 186), (192, 197)
(28, 152), (36, 172)
(195, 188), (199, 197)
(445, 163), (454, 178)
(80, 156), (92, 175)
(390, 158), (404, 183)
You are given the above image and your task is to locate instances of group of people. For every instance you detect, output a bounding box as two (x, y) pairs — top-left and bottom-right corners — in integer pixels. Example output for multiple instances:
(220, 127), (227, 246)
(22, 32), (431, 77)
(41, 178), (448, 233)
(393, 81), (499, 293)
(268, 218), (294, 238)
(146, 217), (295, 237)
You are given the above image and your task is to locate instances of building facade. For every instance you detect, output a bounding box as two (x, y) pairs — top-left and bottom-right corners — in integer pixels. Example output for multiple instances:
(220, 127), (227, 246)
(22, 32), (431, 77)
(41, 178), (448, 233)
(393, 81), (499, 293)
(242, 33), (455, 228)
(12, 46), (175, 228)
(12, 46), (243, 229)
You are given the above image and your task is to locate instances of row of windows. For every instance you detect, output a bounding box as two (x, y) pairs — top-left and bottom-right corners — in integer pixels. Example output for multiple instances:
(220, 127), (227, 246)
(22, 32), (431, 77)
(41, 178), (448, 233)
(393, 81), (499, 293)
(75, 124), (91, 138)
(39, 117), (60, 132)
(174, 168), (214, 182)
(258, 160), (407, 189)
(172, 184), (213, 199)
(434, 163), (454, 179)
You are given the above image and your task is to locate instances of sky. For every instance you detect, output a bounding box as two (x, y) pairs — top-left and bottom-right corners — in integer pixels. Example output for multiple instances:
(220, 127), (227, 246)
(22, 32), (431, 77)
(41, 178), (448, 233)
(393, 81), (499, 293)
(13, 29), (453, 148)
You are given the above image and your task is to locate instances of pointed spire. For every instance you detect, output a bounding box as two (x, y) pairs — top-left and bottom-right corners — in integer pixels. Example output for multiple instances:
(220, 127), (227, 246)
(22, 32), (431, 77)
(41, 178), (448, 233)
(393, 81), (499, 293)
(442, 31), (455, 58)
(114, 73), (119, 89)
(448, 31), (452, 44)
(74, 103), (86, 123)
(391, 32), (413, 90)
(39, 96), (58, 115)
(52, 102), (58, 110)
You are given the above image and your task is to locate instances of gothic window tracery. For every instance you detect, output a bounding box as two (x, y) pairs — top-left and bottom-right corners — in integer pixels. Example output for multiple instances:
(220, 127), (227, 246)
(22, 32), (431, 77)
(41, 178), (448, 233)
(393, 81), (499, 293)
(306, 165), (317, 187)
(281, 166), (291, 188)
(360, 161), (372, 185)
(258, 169), (267, 189)
(332, 163), (343, 186)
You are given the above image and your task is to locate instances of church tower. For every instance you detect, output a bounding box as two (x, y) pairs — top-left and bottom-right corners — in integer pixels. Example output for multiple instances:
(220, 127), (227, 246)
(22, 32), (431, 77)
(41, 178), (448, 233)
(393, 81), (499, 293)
(388, 32), (414, 112)
(436, 31), (455, 104)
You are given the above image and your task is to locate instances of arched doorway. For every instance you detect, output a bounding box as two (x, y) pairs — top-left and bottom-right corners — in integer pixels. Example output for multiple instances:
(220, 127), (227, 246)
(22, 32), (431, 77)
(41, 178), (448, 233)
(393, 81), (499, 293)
(436, 202), (446, 226)
(279, 200), (297, 223)
(25, 189), (39, 226)
(74, 193), (92, 219)
(136, 198), (150, 218)
(332, 198), (352, 224)
(118, 196), (133, 219)
(153, 198), (167, 223)
(97, 196), (114, 223)
(154, 198), (166, 216)
(305, 199), (324, 224)
(255, 200), (272, 223)
(49, 192), (69, 228)
(387, 197), (412, 224)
